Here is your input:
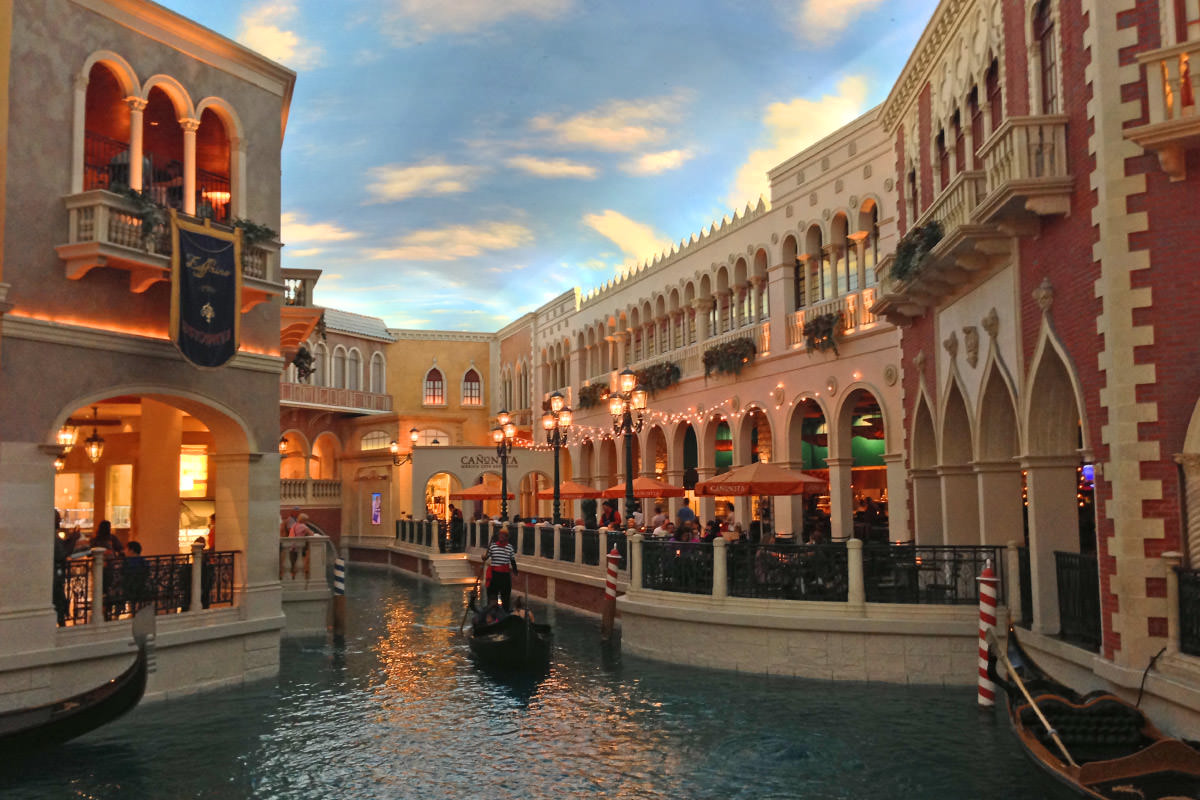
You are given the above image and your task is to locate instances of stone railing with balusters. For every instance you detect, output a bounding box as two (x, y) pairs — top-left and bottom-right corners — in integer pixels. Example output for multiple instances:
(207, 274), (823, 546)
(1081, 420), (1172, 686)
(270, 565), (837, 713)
(980, 116), (1069, 198)
(785, 286), (881, 350)
(280, 382), (393, 413)
(915, 170), (986, 234)
(280, 478), (343, 505)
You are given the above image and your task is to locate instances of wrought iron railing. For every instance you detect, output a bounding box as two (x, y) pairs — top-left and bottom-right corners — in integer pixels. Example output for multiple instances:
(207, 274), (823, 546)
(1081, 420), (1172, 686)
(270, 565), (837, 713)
(61, 551), (236, 626)
(558, 527), (575, 562)
(727, 542), (848, 601)
(863, 544), (1004, 605)
(606, 531), (628, 570)
(196, 168), (231, 223)
(581, 529), (601, 566)
(1017, 546), (1033, 629)
(641, 540), (713, 595)
(1055, 551), (1101, 652)
(1179, 568), (1200, 657)
(538, 526), (555, 559)
(520, 526), (536, 557)
(84, 130), (128, 191)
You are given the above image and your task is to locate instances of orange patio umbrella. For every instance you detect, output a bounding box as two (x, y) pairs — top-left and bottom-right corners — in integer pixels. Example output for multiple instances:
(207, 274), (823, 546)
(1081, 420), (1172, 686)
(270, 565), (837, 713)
(693, 461), (824, 497)
(450, 483), (514, 500)
(536, 480), (604, 500)
(601, 475), (686, 499)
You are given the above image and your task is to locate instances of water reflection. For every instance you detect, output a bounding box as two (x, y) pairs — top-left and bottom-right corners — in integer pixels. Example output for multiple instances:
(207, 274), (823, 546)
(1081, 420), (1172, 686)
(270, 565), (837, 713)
(3, 569), (1069, 800)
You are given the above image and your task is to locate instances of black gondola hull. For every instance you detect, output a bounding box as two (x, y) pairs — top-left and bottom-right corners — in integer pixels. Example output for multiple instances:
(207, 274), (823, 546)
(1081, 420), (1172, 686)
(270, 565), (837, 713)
(469, 614), (551, 671)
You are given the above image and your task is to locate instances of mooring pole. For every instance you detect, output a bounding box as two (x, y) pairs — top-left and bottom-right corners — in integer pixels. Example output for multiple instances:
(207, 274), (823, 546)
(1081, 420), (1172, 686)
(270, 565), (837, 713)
(602, 545), (620, 640)
(977, 559), (998, 707)
(332, 555), (346, 637)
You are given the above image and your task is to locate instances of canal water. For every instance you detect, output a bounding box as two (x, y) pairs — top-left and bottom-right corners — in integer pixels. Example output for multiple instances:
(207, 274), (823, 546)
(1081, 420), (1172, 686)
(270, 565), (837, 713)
(3, 569), (1069, 799)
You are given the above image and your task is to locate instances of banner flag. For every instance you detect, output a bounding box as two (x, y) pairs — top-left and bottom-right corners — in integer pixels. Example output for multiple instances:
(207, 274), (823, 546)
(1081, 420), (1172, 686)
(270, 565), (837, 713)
(169, 211), (242, 368)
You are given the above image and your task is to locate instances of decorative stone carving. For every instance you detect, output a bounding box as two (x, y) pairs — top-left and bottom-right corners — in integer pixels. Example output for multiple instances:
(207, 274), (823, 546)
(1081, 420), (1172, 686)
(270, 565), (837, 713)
(982, 307), (999, 339)
(849, 195), (858, 209)
(823, 208), (831, 220)
(825, 376), (838, 396)
(943, 331), (958, 360)
(729, 396), (740, 413)
(883, 364), (898, 386)
(1033, 277), (1054, 313)
(810, 192), (818, 206)
(835, 179), (844, 193)
(962, 326), (979, 367)
(913, 349), (926, 371)
(747, 245), (754, 256)
(864, 165), (873, 179)
(821, 157), (830, 172)
(771, 233), (779, 244)
(884, 177), (894, 192)
(785, 205), (794, 218)
(848, 142), (857, 157)
(770, 385), (785, 406)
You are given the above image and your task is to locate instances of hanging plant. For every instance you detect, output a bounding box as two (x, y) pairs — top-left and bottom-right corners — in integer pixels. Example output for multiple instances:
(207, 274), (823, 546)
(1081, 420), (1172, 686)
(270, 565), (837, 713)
(635, 361), (681, 396)
(233, 217), (279, 247)
(889, 219), (944, 282)
(577, 381), (610, 410)
(111, 185), (169, 249)
(702, 337), (757, 378)
(803, 311), (844, 355)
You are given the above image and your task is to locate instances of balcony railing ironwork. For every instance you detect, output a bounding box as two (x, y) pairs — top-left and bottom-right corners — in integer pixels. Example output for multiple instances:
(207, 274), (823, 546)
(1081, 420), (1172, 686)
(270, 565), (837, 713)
(1178, 568), (1200, 657)
(61, 550), (236, 626)
(557, 527), (576, 562)
(1055, 551), (1101, 652)
(863, 544), (1003, 605)
(641, 540), (714, 595)
(581, 529), (601, 566)
(727, 542), (849, 601)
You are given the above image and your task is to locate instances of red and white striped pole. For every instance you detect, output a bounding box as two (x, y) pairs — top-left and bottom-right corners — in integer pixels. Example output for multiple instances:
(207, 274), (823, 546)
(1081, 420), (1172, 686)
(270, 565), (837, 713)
(602, 546), (619, 640)
(977, 559), (999, 707)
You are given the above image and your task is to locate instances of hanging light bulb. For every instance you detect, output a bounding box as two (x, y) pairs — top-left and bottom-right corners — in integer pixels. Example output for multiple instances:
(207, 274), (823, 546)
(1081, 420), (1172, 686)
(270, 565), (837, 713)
(57, 423), (78, 452)
(53, 455), (66, 472)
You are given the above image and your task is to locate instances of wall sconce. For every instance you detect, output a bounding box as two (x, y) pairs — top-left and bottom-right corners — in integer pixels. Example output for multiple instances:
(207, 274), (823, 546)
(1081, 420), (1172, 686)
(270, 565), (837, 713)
(279, 436), (288, 455)
(391, 426), (420, 465)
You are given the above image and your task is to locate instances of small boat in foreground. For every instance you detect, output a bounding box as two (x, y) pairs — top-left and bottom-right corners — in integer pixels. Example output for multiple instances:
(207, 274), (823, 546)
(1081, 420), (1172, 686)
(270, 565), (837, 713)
(990, 626), (1200, 799)
(467, 595), (552, 671)
(0, 606), (155, 754)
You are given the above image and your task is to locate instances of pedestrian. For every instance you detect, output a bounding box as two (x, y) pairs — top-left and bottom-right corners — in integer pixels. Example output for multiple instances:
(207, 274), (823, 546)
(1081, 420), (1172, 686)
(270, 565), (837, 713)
(482, 526), (519, 611)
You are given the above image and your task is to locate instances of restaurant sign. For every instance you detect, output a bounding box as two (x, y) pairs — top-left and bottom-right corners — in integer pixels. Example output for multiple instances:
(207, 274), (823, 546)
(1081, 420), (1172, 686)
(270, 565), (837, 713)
(459, 454), (519, 470)
(169, 211), (241, 368)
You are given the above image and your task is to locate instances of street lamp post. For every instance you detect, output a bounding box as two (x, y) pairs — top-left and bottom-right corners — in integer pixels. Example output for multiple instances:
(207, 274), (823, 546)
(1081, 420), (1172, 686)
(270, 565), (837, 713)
(542, 391), (573, 525)
(608, 369), (647, 522)
(491, 411), (517, 521)
(390, 426), (419, 466)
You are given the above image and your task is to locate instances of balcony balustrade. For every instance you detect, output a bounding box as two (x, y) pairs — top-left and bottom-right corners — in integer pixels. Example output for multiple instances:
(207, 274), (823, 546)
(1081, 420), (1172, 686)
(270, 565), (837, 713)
(280, 478), (343, 506)
(1127, 40), (1200, 180)
(56, 189), (281, 310)
(976, 116), (1072, 223)
(279, 381), (392, 413)
(785, 286), (880, 350)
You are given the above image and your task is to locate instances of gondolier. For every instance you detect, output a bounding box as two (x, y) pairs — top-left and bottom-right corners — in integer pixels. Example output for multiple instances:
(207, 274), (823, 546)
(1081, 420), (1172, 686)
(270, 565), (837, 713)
(483, 527), (518, 611)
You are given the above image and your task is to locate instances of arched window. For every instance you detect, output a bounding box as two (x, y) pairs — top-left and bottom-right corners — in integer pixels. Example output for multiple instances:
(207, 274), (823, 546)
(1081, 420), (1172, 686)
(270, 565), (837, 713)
(83, 63), (131, 191)
(969, 87), (984, 169)
(313, 342), (328, 387)
(1034, 1), (1058, 114)
(332, 347), (347, 389)
(416, 428), (450, 446)
(370, 352), (386, 394)
(424, 367), (445, 405)
(195, 108), (231, 222)
(986, 58), (1003, 133)
(347, 349), (362, 391)
(360, 431), (389, 451)
(462, 368), (482, 406)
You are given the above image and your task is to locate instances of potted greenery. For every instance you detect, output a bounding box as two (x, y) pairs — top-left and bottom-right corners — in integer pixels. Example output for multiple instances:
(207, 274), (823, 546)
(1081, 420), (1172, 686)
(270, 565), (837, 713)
(702, 337), (757, 378)
(803, 311), (844, 355)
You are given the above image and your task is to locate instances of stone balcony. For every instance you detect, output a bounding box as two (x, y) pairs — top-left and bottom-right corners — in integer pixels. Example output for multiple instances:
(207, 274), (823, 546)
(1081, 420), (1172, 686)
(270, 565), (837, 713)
(785, 287), (882, 350)
(280, 479), (343, 506)
(55, 190), (282, 311)
(872, 116), (1072, 324)
(279, 381), (393, 414)
(1126, 40), (1200, 180)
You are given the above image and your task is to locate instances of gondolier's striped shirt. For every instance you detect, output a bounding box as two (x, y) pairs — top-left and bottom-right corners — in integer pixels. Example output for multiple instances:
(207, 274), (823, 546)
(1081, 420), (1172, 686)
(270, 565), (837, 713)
(486, 541), (517, 572)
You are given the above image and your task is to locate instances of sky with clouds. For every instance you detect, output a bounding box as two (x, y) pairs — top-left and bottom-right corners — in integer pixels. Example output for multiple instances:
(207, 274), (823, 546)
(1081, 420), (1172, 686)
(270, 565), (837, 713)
(157, 0), (939, 331)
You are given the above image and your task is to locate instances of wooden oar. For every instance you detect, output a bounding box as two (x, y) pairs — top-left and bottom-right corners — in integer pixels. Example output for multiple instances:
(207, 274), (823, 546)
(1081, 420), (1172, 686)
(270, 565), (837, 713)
(459, 563), (483, 633)
(985, 629), (1078, 768)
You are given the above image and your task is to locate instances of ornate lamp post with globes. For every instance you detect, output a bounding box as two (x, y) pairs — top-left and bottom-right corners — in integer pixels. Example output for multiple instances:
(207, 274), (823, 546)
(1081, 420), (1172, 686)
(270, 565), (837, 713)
(608, 368), (647, 521)
(491, 410), (517, 521)
(542, 391), (573, 525)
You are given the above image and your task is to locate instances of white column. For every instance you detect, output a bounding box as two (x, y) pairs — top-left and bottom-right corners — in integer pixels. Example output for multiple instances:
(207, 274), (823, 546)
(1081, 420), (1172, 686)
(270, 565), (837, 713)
(692, 299), (712, 341)
(847, 538), (865, 610)
(881, 453), (908, 543)
(712, 537), (728, 599)
(1164, 550), (1182, 656)
(72, 73), (89, 192)
(231, 135), (247, 219)
(630, 533), (644, 590)
(181, 117), (200, 215)
(976, 461), (1024, 547)
(90, 547), (107, 624)
(1023, 454), (1081, 636)
(1176, 454), (1200, 567)
(126, 97), (148, 190)
(939, 464), (980, 545)
(826, 457), (855, 542)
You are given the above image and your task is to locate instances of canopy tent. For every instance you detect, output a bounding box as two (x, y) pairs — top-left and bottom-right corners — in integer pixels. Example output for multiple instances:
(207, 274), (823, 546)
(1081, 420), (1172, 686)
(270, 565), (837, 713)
(693, 461), (824, 497)
(536, 479), (604, 500)
(450, 483), (514, 500)
(601, 476), (687, 499)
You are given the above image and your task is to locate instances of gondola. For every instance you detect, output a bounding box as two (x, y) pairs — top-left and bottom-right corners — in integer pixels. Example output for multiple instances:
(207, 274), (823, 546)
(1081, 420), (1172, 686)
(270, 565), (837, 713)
(990, 626), (1200, 799)
(469, 610), (552, 671)
(0, 606), (155, 754)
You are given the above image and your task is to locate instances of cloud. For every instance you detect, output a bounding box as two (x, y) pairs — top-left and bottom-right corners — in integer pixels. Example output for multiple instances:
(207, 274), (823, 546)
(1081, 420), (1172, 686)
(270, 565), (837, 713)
(530, 95), (687, 152)
(383, 0), (571, 41)
(582, 210), (673, 271)
(237, 2), (322, 69)
(288, 248), (325, 257)
(368, 221), (534, 261)
(505, 155), (597, 179)
(280, 212), (360, 244)
(364, 160), (486, 203)
(791, 0), (886, 44)
(727, 75), (870, 208)
(623, 148), (695, 175)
